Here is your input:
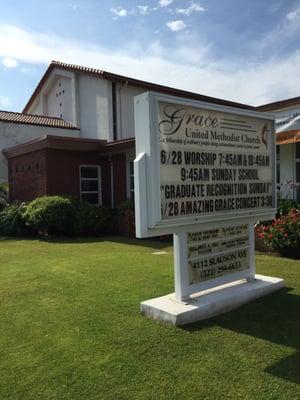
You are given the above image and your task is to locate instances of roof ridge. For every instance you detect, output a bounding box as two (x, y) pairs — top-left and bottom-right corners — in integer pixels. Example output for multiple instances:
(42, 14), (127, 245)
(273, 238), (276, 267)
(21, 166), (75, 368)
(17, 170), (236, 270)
(22, 60), (255, 113)
(51, 60), (105, 74)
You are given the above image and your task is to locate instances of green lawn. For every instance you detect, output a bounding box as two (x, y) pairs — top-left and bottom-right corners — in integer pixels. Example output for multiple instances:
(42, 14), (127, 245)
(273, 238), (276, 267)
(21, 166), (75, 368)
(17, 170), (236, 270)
(0, 237), (299, 400)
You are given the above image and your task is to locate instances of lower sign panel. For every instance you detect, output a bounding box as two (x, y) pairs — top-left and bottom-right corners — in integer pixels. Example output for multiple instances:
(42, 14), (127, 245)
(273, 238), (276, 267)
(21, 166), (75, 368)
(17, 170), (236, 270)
(187, 225), (250, 285)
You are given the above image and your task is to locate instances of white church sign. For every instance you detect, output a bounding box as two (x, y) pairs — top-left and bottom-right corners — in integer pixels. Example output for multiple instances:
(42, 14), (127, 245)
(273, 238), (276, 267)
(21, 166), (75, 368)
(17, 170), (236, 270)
(134, 92), (284, 325)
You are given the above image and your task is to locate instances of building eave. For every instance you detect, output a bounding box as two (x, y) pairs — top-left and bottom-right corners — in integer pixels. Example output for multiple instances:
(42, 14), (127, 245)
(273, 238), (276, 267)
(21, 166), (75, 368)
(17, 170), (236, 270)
(104, 137), (135, 153)
(256, 96), (300, 111)
(3, 135), (107, 158)
(3, 135), (135, 159)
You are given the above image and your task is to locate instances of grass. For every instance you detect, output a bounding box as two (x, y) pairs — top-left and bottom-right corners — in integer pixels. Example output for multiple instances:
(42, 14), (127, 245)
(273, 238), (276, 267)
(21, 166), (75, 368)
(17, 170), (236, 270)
(0, 236), (299, 400)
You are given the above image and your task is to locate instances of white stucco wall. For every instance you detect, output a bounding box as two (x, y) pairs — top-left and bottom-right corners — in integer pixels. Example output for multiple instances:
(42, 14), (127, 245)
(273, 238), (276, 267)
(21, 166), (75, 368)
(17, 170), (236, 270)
(117, 84), (145, 140)
(77, 78), (144, 141)
(25, 68), (145, 141)
(27, 69), (77, 126)
(0, 122), (79, 183)
(30, 96), (43, 115)
(46, 76), (74, 123)
(77, 75), (112, 140)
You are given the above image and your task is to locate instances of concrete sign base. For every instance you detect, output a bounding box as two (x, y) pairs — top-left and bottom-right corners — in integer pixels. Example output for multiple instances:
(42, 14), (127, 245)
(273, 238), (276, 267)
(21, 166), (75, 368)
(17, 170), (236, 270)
(141, 275), (284, 326)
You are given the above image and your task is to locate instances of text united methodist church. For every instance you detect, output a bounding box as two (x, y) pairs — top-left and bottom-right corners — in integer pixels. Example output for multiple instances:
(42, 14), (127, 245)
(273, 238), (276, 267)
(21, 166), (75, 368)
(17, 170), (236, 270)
(0, 60), (299, 206)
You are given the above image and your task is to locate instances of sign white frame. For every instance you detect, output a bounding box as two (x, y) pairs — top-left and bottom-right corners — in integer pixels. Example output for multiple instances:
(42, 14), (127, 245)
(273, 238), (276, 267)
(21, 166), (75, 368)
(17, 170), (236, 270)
(134, 92), (277, 238)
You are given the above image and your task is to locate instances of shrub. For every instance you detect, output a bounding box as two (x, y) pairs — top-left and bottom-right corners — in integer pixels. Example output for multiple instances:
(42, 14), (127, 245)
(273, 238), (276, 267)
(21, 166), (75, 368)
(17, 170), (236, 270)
(277, 197), (299, 217)
(255, 208), (300, 258)
(0, 197), (7, 212)
(118, 200), (135, 237)
(0, 194), (127, 238)
(0, 182), (8, 211)
(23, 196), (76, 236)
(73, 202), (113, 236)
(0, 203), (27, 236)
(0, 182), (8, 196)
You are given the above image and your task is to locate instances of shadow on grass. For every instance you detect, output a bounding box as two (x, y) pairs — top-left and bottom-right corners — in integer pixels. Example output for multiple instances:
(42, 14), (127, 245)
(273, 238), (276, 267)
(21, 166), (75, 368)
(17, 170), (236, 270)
(42, 236), (172, 250)
(183, 287), (300, 384)
(0, 235), (173, 250)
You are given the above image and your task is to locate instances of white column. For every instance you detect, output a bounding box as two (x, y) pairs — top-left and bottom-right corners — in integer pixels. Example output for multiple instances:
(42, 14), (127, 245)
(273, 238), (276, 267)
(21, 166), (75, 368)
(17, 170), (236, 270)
(173, 231), (190, 302)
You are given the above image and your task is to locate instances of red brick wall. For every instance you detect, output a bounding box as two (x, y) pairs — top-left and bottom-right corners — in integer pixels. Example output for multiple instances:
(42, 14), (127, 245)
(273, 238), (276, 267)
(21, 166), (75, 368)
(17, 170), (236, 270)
(112, 153), (127, 207)
(7, 148), (130, 209)
(8, 150), (47, 202)
(100, 157), (112, 207)
(45, 149), (112, 207)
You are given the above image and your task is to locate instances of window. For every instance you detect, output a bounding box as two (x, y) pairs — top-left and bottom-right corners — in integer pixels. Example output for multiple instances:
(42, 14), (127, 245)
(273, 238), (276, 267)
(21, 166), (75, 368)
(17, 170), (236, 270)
(296, 143), (300, 202)
(80, 166), (101, 204)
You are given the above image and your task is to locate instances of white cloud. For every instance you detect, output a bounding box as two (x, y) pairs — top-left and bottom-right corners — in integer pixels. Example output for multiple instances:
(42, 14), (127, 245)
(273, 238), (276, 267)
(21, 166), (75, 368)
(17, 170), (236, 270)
(110, 7), (127, 19)
(176, 2), (206, 16)
(138, 5), (150, 15)
(286, 8), (300, 20)
(110, 4), (157, 19)
(2, 57), (19, 68)
(258, 7), (300, 49)
(159, 0), (173, 7)
(0, 24), (299, 106)
(166, 20), (186, 32)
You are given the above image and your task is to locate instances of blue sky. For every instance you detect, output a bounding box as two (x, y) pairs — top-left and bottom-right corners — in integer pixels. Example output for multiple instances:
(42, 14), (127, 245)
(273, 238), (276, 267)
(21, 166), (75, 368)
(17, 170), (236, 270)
(0, 0), (300, 111)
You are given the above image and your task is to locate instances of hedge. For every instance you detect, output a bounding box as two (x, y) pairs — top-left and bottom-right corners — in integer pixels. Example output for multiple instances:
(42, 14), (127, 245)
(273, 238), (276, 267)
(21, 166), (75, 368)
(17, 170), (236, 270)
(0, 196), (113, 237)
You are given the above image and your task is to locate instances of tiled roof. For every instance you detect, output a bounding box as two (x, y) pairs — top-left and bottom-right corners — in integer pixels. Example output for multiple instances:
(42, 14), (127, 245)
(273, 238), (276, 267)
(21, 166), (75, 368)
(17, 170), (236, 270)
(0, 110), (78, 129)
(23, 60), (255, 113)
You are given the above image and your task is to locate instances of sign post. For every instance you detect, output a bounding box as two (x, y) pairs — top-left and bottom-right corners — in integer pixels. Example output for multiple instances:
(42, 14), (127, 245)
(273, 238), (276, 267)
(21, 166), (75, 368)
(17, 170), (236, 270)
(173, 231), (189, 302)
(134, 92), (284, 326)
